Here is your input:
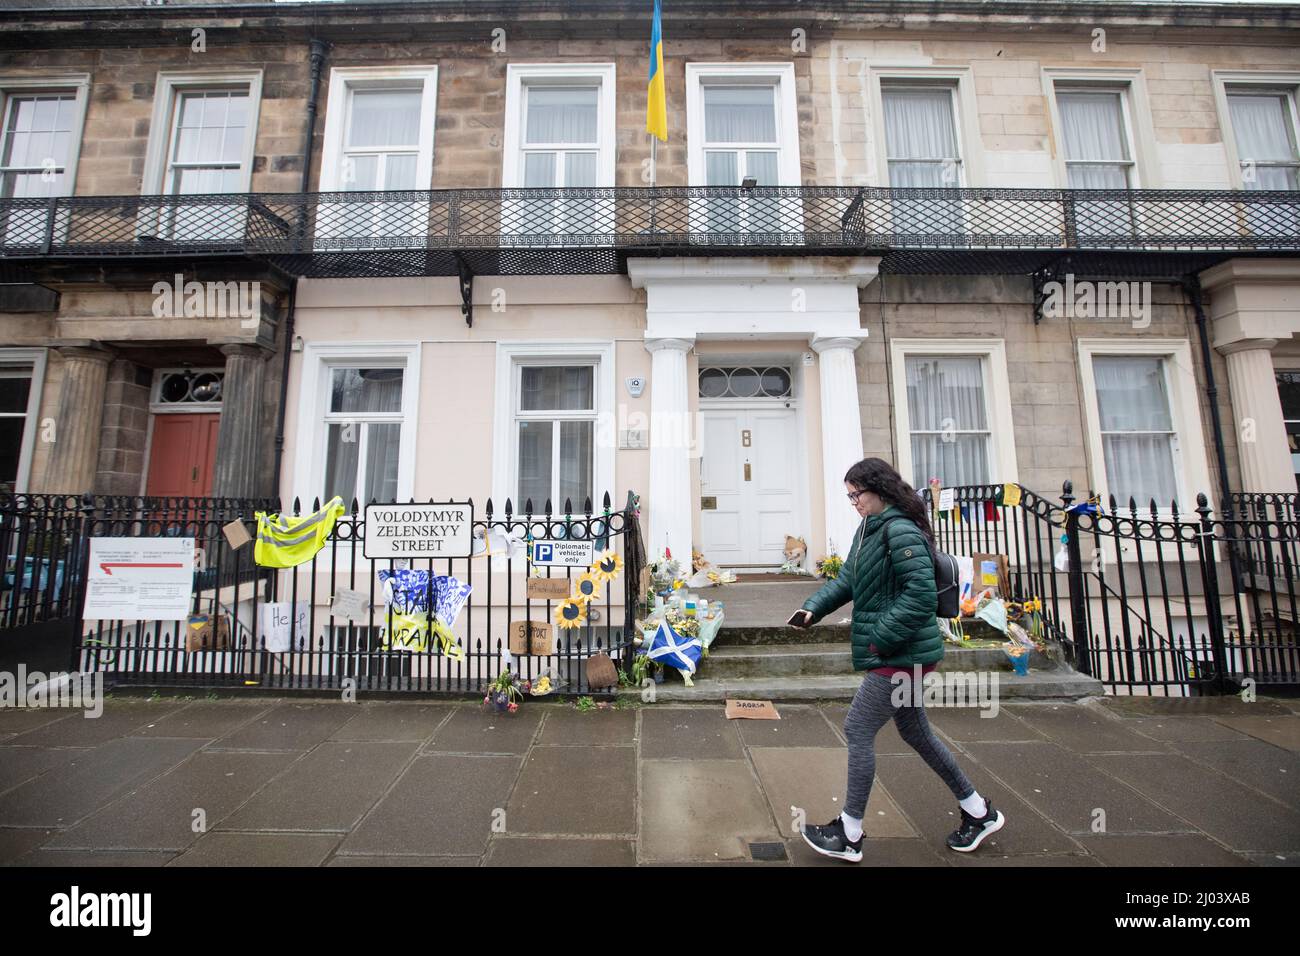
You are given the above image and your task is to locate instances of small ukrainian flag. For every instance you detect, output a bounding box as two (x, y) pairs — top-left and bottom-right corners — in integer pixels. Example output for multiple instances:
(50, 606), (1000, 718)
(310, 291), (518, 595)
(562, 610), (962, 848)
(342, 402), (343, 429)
(647, 0), (667, 141)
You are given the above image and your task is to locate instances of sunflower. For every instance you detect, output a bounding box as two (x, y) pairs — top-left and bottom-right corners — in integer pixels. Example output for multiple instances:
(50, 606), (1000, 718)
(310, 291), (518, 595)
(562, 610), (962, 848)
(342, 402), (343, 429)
(556, 598), (587, 629)
(591, 549), (623, 583)
(572, 571), (603, 604)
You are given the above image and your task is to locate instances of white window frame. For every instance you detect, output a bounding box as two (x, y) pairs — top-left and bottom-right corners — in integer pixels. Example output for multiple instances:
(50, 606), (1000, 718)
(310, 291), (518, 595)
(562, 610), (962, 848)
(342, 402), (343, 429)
(292, 342), (420, 507)
(502, 63), (616, 189)
(0, 74), (91, 198)
(142, 71), (264, 196)
(889, 339), (1017, 488)
(685, 62), (801, 187)
(1042, 67), (1159, 190)
(866, 66), (984, 188)
(1211, 71), (1300, 190)
(319, 65), (438, 192)
(491, 341), (615, 512)
(1077, 338), (1212, 513)
(0, 348), (48, 494)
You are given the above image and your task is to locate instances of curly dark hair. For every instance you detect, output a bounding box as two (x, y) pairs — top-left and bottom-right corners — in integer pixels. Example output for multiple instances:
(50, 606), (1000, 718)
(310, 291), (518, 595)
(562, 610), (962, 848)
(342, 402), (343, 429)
(843, 457), (934, 544)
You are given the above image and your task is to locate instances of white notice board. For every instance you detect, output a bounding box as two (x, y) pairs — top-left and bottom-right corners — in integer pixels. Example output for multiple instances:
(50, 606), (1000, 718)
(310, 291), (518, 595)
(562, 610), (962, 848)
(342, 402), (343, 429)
(83, 537), (196, 621)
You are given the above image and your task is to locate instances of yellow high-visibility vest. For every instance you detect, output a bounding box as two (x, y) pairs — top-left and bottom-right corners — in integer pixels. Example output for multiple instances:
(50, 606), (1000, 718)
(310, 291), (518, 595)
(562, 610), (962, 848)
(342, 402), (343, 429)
(254, 497), (345, 568)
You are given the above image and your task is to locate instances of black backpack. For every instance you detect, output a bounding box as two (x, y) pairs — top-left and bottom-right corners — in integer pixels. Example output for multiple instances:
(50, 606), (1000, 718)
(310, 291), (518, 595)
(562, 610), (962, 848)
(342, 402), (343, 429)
(876, 515), (961, 619)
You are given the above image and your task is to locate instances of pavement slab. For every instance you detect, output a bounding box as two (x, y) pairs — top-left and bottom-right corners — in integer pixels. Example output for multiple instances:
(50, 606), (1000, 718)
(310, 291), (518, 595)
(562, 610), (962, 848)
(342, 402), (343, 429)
(131, 700), (271, 739)
(18, 849), (178, 867)
(0, 826), (58, 865)
(0, 709), (79, 737)
(6, 700), (188, 747)
(961, 740), (1190, 835)
(926, 706), (1050, 746)
(170, 832), (340, 867)
(47, 750), (298, 850)
(339, 753), (520, 857)
(217, 741), (419, 832)
(0, 736), (206, 828)
(327, 854), (480, 867)
(789, 835), (947, 867)
(209, 702), (358, 752)
(748, 747), (916, 839)
(639, 706), (742, 759)
(536, 707), (637, 746)
(1091, 752), (1300, 853)
(1169, 738), (1300, 809)
(1075, 834), (1251, 867)
(1117, 716), (1255, 744)
(329, 703), (452, 742)
(422, 705), (542, 755)
(641, 759), (781, 862)
(485, 837), (637, 866)
(0, 745), (79, 793)
(1210, 715), (1300, 753)
(735, 705), (842, 748)
(507, 745), (636, 835)
(1003, 701), (1169, 753)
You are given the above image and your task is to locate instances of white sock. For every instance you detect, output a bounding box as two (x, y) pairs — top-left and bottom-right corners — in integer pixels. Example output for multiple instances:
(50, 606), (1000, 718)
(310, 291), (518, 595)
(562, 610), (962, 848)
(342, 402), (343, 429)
(840, 811), (863, 842)
(960, 792), (989, 818)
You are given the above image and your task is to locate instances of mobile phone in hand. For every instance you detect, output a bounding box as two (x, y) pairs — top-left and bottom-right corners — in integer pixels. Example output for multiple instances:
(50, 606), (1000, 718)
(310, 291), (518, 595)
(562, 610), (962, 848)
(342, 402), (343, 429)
(787, 610), (811, 627)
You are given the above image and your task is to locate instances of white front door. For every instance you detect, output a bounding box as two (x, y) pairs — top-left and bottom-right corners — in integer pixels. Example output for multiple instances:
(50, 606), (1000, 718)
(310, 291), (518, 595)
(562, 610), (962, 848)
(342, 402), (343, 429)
(699, 406), (798, 567)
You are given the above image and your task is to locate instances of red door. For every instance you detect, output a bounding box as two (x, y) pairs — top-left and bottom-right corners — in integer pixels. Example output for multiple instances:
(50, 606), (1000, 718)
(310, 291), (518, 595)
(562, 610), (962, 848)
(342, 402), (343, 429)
(146, 413), (221, 497)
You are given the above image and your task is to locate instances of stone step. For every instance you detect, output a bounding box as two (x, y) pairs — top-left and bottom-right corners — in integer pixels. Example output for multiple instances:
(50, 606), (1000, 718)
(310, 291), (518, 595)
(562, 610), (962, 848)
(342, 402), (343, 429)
(701, 642), (1056, 678)
(619, 668), (1106, 703)
(712, 618), (1013, 646)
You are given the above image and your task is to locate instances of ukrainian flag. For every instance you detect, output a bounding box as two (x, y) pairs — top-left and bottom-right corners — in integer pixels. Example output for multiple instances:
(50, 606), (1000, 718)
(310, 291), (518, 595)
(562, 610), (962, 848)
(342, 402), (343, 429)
(647, 0), (667, 141)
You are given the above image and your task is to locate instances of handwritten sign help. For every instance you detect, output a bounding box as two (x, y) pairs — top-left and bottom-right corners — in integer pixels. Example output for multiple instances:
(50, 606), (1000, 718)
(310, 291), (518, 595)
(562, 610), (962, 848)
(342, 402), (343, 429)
(364, 503), (474, 559)
(259, 602), (309, 653)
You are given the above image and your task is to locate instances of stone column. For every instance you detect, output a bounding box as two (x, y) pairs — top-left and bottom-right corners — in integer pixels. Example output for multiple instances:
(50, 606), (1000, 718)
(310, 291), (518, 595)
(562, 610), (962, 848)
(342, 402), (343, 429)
(812, 334), (868, 557)
(45, 343), (113, 495)
(645, 336), (694, 564)
(1220, 339), (1293, 493)
(212, 343), (271, 498)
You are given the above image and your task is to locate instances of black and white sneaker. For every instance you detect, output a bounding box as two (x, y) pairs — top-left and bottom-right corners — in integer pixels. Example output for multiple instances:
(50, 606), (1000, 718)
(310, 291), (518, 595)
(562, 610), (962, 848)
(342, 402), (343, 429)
(801, 817), (863, 863)
(946, 801), (1005, 853)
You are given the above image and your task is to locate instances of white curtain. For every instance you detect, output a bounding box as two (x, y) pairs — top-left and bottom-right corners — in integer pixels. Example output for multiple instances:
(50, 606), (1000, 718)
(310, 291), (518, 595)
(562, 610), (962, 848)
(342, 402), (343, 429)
(905, 356), (990, 487)
(324, 368), (404, 504)
(520, 366), (592, 411)
(703, 86), (776, 143)
(1093, 356), (1178, 506)
(558, 421), (593, 507)
(884, 87), (958, 187)
(1059, 91), (1130, 188)
(526, 87), (598, 145)
(348, 89), (421, 148)
(1228, 93), (1299, 190)
(518, 420), (552, 508)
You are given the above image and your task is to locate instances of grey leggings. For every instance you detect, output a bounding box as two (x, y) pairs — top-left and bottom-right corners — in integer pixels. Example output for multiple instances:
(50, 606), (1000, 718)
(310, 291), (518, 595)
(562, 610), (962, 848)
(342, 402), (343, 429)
(843, 672), (975, 818)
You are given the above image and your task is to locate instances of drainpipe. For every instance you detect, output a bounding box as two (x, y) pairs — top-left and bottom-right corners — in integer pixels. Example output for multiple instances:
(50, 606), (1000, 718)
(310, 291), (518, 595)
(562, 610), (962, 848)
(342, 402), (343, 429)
(1183, 274), (1234, 519)
(271, 38), (329, 501)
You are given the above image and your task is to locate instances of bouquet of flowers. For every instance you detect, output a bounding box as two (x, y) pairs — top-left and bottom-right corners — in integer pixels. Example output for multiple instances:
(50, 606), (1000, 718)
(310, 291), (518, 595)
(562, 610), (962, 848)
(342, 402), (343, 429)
(483, 669), (523, 714)
(816, 553), (844, 579)
(648, 547), (684, 594)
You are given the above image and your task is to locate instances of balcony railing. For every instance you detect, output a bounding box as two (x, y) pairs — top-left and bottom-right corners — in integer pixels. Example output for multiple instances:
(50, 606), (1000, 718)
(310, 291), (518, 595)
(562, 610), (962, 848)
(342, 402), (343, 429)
(1, 186), (1297, 279)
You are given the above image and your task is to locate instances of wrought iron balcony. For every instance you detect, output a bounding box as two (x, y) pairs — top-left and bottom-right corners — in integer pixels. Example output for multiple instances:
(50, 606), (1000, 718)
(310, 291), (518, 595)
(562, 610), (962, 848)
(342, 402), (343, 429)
(1, 186), (1298, 281)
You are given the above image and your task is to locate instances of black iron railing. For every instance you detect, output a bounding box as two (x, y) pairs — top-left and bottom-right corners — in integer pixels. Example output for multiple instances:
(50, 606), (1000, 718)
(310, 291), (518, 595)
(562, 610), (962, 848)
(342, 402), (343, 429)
(0, 491), (643, 696)
(2, 186), (1298, 279)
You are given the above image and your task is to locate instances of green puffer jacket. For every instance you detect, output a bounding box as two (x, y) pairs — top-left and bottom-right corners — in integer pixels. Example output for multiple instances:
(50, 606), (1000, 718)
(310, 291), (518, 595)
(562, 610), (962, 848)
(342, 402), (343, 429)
(801, 505), (944, 671)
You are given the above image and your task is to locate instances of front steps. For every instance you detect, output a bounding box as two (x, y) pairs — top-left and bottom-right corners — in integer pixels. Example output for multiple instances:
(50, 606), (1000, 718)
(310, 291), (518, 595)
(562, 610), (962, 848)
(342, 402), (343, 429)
(620, 628), (1105, 703)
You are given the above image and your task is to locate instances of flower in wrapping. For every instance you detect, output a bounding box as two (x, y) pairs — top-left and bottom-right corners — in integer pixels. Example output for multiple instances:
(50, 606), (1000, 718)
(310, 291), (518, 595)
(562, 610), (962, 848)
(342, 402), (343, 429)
(572, 571), (603, 604)
(591, 549), (623, 582)
(556, 598), (587, 629)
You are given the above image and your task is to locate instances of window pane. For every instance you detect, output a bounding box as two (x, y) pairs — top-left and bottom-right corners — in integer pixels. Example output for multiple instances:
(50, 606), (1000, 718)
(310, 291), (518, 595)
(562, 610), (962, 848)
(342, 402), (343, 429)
(883, 87), (958, 161)
(0, 372), (32, 413)
(1093, 356), (1172, 431)
(364, 422), (401, 502)
(744, 150), (778, 184)
(518, 419), (553, 506)
(705, 150), (739, 186)
(1278, 371), (1300, 421)
(704, 86), (776, 143)
(523, 151), (556, 187)
(1066, 164), (1129, 189)
(324, 422), (360, 504)
(329, 367), (404, 414)
(343, 154), (378, 190)
(348, 88), (421, 148)
(0, 416), (24, 492)
(905, 356), (988, 431)
(558, 420), (593, 506)
(910, 433), (989, 488)
(525, 86), (598, 145)
(383, 153), (418, 190)
(564, 151), (598, 187)
(519, 365), (593, 411)
(1102, 434), (1177, 506)
(1058, 91), (1130, 162)
(1228, 93), (1296, 164)
(3, 93), (75, 168)
(1, 170), (65, 199)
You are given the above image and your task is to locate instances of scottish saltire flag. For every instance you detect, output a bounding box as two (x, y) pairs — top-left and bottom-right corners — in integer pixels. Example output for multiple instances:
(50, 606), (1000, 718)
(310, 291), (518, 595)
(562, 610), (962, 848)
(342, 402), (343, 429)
(646, 0), (667, 141)
(647, 620), (702, 675)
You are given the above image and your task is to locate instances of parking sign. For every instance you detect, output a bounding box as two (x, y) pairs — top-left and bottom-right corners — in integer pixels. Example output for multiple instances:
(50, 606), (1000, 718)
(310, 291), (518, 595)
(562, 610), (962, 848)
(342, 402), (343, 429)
(530, 540), (595, 567)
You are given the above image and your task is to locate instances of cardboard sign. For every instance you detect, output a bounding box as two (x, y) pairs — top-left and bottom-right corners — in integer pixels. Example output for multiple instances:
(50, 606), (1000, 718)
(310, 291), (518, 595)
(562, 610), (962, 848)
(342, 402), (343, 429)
(83, 537), (195, 622)
(223, 518), (252, 550)
(1001, 483), (1022, 508)
(972, 553), (1010, 597)
(509, 620), (552, 656)
(585, 651), (618, 690)
(725, 698), (781, 720)
(330, 587), (370, 622)
(259, 601), (309, 653)
(363, 502), (474, 559)
(526, 577), (571, 601)
(937, 488), (955, 512)
(186, 613), (230, 652)
(530, 539), (595, 567)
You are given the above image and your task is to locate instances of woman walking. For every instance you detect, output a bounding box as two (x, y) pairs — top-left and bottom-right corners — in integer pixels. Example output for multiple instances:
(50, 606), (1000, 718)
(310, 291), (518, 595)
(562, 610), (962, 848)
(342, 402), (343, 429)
(791, 457), (1004, 862)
